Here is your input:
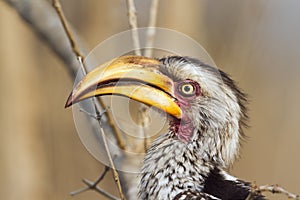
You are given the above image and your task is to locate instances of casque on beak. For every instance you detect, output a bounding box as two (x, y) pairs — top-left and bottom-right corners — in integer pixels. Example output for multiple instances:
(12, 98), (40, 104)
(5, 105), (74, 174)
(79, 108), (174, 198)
(65, 56), (182, 119)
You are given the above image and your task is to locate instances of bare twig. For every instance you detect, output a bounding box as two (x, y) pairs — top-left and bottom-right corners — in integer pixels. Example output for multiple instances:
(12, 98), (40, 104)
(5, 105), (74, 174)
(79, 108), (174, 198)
(144, 0), (159, 57)
(94, 105), (125, 200)
(247, 183), (299, 200)
(52, 0), (82, 59)
(70, 166), (118, 200)
(51, 1), (126, 199)
(137, 105), (150, 153)
(252, 184), (299, 200)
(138, 0), (160, 151)
(78, 106), (126, 200)
(82, 179), (120, 200)
(126, 0), (141, 55)
(52, 0), (122, 145)
(79, 107), (108, 121)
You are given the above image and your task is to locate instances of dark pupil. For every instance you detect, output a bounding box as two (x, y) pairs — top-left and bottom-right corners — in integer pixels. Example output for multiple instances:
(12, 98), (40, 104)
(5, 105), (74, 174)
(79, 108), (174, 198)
(183, 85), (191, 93)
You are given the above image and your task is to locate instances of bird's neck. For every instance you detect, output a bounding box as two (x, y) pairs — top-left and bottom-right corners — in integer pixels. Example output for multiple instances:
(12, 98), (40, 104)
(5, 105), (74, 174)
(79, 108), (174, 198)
(139, 113), (241, 199)
(139, 131), (213, 200)
(169, 118), (194, 143)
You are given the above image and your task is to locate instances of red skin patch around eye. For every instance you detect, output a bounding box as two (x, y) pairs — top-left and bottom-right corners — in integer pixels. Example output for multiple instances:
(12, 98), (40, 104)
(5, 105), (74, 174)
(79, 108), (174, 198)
(170, 80), (202, 143)
(174, 79), (201, 106)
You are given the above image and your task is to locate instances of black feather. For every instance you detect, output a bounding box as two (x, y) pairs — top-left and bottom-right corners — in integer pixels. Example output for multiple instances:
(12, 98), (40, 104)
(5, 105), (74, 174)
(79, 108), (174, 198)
(203, 168), (264, 200)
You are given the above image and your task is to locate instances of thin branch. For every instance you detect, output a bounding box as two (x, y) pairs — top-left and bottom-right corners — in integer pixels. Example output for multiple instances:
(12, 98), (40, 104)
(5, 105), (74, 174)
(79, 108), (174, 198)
(52, 0), (82, 59)
(137, 105), (150, 153)
(94, 105), (126, 200)
(52, 0), (126, 148)
(126, 0), (141, 55)
(252, 184), (299, 200)
(51, 1), (126, 199)
(144, 0), (159, 57)
(78, 107), (126, 200)
(138, 0), (160, 152)
(79, 107), (108, 121)
(70, 166), (117, 199)
(77, 56), (87, 76)
(82, 179), (120, 200)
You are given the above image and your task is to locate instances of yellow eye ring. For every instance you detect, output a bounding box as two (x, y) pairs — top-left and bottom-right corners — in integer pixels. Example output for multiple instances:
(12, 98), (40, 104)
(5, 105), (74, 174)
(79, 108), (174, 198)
(178, 83), (195, 97)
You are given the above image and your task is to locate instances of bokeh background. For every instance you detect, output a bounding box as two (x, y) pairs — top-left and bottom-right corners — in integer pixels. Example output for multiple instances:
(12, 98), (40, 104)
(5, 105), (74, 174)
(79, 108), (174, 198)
(0, 0), (299, 200)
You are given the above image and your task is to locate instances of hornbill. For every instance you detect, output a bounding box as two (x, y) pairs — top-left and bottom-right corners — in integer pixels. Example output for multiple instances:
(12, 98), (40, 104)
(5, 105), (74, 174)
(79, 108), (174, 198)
(65, 56), (264, 200)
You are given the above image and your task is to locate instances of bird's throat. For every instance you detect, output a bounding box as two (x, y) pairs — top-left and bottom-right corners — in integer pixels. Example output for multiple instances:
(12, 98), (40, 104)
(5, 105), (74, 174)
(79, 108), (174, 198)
(170, 118), (194, 143)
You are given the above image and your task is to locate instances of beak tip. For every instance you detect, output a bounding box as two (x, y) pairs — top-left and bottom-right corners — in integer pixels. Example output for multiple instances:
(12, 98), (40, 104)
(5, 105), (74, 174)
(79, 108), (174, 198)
(65, 93), (75, 108)
(64, 102), (71, 108)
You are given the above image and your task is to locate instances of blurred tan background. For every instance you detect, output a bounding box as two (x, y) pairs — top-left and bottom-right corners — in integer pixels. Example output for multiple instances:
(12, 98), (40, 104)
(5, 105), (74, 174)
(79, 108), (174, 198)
(0, 0), (299, 200)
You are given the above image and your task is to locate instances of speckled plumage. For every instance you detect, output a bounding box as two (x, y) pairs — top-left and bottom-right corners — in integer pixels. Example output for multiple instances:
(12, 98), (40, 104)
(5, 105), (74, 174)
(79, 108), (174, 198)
(138, 57), (263, 200)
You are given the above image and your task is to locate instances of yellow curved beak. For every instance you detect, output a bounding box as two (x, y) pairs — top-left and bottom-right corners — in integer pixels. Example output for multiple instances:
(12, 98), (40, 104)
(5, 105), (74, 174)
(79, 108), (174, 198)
(65, 56), (182, 119)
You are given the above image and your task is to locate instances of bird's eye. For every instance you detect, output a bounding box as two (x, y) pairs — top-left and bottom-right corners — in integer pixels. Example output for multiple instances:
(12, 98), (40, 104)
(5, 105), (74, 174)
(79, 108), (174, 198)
(178, 83), (196, 97)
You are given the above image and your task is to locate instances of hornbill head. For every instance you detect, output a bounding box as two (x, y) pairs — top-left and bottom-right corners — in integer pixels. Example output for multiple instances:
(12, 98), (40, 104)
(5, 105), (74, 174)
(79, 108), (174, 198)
(66, 55), (249, 199)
